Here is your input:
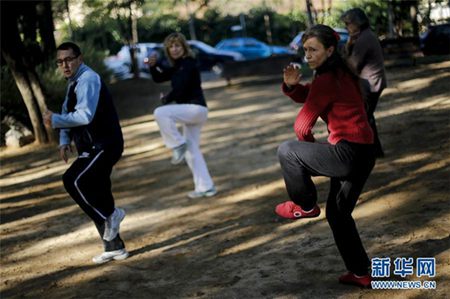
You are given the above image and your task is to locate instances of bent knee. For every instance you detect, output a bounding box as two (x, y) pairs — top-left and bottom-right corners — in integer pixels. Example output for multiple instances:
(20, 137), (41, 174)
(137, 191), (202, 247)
(153, 106), (167, 121)
(62, 170), (76, 192)
(277, 140), (297, 161)
(153, 107), (162, 120)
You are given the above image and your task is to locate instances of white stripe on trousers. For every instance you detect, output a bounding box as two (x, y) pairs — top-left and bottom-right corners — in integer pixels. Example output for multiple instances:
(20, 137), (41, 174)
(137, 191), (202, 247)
(74, 150), (107, 220)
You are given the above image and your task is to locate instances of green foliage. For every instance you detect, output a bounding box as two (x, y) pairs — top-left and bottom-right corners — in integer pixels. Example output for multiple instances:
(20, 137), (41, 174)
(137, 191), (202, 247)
(60, 2), (308, 51)
(138, 14), (188, 44)
(194, 10), (239, 45)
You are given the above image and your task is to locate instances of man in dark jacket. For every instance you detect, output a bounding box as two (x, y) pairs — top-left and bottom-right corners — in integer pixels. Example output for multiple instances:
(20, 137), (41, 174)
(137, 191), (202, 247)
(43, 42), (128, 264)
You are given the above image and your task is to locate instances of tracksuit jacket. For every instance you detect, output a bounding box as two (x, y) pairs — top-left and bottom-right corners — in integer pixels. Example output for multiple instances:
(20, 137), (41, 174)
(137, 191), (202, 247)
(52, 63), (123, 154)
(150, 56), (207, 107)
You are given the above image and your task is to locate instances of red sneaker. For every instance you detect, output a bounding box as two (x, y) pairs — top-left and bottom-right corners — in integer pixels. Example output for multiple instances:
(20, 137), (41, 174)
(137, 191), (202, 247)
(275, 201), (320, 219)
(339, 272), (372, 288)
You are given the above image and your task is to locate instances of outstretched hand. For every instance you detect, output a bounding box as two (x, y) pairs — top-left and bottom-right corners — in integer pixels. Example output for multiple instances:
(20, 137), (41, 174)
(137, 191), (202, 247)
(283, 64), (302, 87)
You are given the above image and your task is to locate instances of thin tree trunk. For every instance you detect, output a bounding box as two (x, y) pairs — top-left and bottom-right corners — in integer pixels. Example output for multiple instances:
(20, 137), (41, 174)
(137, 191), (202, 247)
(240, 13), (247, 37)
(410, 1), (419, 38)
(36, 1), (56, 59)
(27, 69), (57, 143)
(264, 14), (272, 44)
(387, 0), (395, 38)
(129, 1), (139, 78)
(185, 0), (197, 40)
(65, 0), (74, 40)
(305, 0), (314, 27)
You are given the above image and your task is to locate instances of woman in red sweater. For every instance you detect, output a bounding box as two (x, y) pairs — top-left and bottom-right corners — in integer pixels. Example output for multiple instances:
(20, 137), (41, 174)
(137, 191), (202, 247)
(275, 24), (375, 288)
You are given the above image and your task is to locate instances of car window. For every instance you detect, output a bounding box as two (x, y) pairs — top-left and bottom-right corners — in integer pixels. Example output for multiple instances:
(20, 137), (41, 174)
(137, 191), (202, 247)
(293, 34), (302, 44)
(244, 42), (263, 48)
(225, 42), (241, 48)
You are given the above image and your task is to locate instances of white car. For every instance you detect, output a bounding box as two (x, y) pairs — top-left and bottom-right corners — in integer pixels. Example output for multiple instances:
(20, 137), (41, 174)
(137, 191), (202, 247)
(113, 41), (244, 75)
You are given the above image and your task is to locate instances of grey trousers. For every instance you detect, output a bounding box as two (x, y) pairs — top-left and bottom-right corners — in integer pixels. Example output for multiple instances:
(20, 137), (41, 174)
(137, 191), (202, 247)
(277, 139), (375, 275)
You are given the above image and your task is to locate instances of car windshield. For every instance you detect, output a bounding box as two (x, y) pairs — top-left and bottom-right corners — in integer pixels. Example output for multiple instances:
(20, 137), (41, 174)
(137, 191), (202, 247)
(293, 33), (303, 44)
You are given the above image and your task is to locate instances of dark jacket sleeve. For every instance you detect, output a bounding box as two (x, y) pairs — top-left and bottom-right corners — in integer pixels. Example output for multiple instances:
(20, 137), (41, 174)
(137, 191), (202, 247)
(150, 64), (173, 83)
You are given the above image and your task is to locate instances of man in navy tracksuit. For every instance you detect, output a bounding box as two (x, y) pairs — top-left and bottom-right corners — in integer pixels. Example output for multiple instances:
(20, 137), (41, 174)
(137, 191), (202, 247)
(43, 42), (128, 264)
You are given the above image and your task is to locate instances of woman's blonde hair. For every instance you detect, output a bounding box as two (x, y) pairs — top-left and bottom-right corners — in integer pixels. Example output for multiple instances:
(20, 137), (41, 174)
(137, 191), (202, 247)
(163, 32), (194, 65)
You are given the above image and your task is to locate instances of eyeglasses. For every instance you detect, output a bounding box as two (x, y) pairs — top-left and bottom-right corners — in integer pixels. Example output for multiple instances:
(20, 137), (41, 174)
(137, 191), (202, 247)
(56, 55), (79, 66)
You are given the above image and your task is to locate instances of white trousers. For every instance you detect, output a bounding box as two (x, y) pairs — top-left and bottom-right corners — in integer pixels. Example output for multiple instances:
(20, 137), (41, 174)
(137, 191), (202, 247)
(154, 104), (214, 192)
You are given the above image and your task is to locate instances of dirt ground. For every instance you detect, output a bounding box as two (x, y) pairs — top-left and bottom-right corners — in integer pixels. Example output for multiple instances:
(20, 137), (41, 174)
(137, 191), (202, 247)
(1, 60), (449, 299)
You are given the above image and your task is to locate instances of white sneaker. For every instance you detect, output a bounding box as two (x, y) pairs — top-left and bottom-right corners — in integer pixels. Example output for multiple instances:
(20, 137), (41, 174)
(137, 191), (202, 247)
(92, 249), (129, 264)
(103, 208), (126, 241)
(187, 187), (217, 199)
(171, 143), (187, 165)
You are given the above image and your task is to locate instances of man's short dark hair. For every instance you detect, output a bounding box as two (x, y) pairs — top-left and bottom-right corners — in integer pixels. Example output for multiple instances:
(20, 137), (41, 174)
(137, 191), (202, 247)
(57, 42), (82, 56)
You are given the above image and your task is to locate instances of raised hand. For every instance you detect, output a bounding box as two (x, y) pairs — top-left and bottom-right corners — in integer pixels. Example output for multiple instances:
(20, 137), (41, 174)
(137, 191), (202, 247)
(283, 64), (302, 87)
(144, 53), (158, 67)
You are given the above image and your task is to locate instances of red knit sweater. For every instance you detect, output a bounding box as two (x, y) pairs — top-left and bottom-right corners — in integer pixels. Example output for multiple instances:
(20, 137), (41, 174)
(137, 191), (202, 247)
(282, 69), (374, 145)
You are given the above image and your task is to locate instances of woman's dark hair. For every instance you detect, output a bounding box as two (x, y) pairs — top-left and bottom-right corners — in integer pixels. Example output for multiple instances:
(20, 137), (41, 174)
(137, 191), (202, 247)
(301, 24), (339, 51)
(341, 8), (370, 30)
(57, 42), (82, 56)
(301, 24), (357, 79)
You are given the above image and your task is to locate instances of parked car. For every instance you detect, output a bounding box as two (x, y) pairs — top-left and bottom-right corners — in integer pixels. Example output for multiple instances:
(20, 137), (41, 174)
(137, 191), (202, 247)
(289, 28), (349, 52)
(103, 55), (134, 80)
(420, 23), (450, 55)
(109, 41), (244, 76)
(215, 37), (295, 60)
(188, 40), (244, 74)
(115, 42), (164, 73)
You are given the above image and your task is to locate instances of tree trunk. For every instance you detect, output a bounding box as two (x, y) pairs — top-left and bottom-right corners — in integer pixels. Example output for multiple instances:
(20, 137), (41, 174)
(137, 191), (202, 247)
(185, 0), (197, 40)
(27, 69), (57, 142)
(410, 1), (419, 38)
(36, 0), (56, 59)
(387, 0), (396, 38)
(264, 14), (272, 44)
(2, 50), (47, 144)
(305, 0), (315, 26)
(239, 13), (247, 37)
(129, 1), (139, 79)
(1, 0), (51, 144)
(65, 0), (74, 40)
